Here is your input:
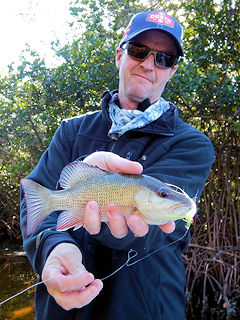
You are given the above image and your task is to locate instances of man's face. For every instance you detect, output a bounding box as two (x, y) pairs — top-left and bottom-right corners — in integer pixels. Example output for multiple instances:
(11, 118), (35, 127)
(116, 30), (179, 109)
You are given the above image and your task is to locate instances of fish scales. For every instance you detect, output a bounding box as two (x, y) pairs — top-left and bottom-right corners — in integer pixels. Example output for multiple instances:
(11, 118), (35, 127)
(51, 173), (141, 214)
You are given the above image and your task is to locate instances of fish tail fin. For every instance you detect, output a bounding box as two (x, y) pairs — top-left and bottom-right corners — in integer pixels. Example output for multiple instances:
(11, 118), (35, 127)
(21, 178), (53, 236)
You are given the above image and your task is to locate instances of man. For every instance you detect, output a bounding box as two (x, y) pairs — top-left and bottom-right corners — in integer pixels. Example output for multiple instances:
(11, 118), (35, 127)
(20, 10), (214, 320)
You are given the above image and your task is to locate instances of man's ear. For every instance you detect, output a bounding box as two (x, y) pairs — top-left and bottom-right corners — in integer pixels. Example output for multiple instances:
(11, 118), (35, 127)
(115, 47), (123, 70)
(169, 64), (178, 78)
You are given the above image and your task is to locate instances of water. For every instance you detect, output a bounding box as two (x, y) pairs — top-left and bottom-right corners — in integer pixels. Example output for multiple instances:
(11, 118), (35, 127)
(0, 250), (37, 320)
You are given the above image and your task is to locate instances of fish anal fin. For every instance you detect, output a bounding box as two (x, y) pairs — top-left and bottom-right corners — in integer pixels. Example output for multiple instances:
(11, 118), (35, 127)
(59, 161), (108, 189)
(56, 211), (84, 231)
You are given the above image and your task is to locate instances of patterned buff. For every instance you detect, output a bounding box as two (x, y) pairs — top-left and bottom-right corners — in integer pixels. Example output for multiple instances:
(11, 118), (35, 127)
(108, 97), (170, 140)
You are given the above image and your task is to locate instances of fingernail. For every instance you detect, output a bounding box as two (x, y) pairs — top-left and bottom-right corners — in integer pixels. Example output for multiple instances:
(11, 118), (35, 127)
(106, 204), (116, 214)
(106, 205), (119, 218)
(87, 201), (98, 211)
(106, 211), (118, 224)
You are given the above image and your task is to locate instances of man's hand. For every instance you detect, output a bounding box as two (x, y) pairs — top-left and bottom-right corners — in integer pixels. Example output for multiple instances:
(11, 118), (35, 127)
(83, 151), (175, 237)
(42, 243), (103, 310)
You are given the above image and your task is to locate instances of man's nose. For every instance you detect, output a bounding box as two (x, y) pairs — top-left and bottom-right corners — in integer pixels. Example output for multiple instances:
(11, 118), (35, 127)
(139, 53), (155, 69)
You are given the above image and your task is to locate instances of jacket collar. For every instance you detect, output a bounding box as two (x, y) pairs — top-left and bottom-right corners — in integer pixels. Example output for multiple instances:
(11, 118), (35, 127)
(101, 90), (177, 136)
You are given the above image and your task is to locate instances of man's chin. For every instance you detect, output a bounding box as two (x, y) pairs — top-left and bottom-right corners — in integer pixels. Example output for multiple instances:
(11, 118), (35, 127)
(127, 89), (151, 104)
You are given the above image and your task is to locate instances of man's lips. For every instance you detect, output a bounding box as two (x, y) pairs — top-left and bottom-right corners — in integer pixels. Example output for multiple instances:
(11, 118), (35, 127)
(133, 73), (153, 83)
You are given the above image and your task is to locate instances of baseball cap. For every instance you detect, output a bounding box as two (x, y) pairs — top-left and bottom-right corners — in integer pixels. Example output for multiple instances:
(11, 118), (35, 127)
(119, 10), (184, 56)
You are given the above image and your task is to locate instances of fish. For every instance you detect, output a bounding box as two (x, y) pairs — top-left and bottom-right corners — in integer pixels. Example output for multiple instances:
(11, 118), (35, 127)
(21, 161), (197, 236)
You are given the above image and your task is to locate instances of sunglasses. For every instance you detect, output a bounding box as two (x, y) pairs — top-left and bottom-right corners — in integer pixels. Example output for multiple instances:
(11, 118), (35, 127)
(121, 42), (179, 69)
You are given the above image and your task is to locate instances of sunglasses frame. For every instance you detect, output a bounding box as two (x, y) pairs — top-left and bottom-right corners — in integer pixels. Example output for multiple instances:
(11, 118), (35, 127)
(121, 42), (179, 69)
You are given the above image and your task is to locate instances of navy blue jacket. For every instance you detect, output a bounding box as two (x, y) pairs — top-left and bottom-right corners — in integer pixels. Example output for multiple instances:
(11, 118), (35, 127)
(20, 90), (214, 320)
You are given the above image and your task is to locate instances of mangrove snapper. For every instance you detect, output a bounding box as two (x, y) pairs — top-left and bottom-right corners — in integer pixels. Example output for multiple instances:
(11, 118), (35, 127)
(21, 161), (197, 236)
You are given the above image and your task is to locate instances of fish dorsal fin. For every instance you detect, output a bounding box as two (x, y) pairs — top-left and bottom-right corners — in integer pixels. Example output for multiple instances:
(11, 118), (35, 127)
(59, 161), (108, 189)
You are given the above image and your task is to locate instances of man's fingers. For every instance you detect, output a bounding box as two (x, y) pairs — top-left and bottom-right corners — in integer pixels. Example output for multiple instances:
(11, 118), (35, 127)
(84, 201), (101, 235)
(41, 243), (103, 311)
(104, 152), (143, 174)
(106, 205), (149, 238)
(48, 279), (103, 311)
(84, 151), (143, 174)
(159, 221), (175, 233)
(42, 243), (85, 278)
(127, 214), (149, 237)
(106, 205), (128, 238)
(46, 271), (94, 293)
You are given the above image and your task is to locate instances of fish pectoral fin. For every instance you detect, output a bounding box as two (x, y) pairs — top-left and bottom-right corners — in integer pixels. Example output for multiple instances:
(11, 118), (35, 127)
(56, 211), (84, 231)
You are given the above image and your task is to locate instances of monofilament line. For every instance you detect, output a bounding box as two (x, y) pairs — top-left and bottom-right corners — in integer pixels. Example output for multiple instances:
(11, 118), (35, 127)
(0, 278), (52, 306)
(100, 225), (190, 278)
(100, 249), (138, 281)
(126, 226), (190, 266)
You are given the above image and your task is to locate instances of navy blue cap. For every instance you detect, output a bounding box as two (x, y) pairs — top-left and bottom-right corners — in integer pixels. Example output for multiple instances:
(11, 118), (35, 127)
(119, 10), (184, 56)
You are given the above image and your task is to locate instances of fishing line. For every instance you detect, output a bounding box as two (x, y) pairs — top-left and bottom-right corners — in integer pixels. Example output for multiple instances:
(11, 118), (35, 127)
(0, 278), (52, 306)
(0, 223), (191, 305)
(100, 249), (138, 281)
(100, 223), (191, 280)
(127, 225), (190, 266)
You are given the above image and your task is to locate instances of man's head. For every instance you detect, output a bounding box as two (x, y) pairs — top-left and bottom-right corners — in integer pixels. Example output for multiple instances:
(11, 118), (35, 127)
(116, 10), (184, 110)
(119, 10), (184, 57)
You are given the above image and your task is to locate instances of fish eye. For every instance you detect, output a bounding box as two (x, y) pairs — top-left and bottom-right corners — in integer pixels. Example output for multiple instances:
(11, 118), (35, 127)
(158, 190), (169, 198)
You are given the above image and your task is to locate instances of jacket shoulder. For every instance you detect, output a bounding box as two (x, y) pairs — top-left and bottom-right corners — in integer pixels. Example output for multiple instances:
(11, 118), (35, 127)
(176, 117), (213, 144)
(60, 111), (102, 140)
(62, 110), (101, 125)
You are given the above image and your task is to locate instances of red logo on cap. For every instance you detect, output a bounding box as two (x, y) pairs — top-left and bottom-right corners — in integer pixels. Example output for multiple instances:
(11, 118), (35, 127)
(147, 12), (174, 28)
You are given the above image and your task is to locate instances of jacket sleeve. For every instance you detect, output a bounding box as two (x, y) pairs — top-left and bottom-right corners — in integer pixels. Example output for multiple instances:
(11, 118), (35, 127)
(20, 119), (81, 274)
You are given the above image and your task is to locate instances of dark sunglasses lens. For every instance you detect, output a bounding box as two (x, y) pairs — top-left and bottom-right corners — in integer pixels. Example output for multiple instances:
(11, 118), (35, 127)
(126, 43), (177, 68)
(155, 52), (176, 68)
(127, 43), (149, 60)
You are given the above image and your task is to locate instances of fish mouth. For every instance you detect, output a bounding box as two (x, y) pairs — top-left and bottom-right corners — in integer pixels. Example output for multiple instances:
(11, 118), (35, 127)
(169, 201), (195, 217)
(169, 202), (189, 211)
(169, 201), (196, 220)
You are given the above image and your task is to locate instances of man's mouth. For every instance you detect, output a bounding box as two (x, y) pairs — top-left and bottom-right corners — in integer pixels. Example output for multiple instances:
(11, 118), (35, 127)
(134, 74), (153, 83)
